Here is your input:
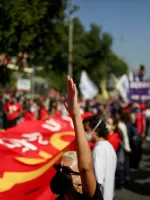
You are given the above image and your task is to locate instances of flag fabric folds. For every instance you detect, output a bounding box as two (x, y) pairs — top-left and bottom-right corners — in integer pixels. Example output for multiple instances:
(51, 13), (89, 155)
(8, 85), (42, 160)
(79, 71), (99, 100)
(0, 116), (75, 200)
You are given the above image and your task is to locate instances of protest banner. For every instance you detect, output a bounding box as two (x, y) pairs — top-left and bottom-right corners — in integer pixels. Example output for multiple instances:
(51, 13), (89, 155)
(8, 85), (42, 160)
(129, 81), (150, 104)
(17, 79), (31, 91)
(0, 116), (75, 200)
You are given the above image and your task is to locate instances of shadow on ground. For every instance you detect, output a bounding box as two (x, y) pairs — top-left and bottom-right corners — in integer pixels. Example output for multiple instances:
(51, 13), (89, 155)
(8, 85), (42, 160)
(131, 169), (150, 181)
(124, 180), (150, 196)
(116, 142), (150, 196)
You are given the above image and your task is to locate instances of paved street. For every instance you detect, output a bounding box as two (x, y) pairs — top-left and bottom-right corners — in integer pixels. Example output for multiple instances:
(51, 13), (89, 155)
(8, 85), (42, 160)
(115, 141), (150, 200)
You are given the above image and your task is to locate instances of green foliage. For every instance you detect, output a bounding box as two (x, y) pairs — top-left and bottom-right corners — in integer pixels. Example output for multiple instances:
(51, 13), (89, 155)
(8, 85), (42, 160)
(0, 0), (128, 90)
(0, 0), (66, 61)
(108, 53), (128, 77)
(0, 65), (12, 86)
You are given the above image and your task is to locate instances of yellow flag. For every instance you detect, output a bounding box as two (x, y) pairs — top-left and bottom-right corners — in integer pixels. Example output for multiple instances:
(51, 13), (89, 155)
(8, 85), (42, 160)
(101, 80), (109, 100)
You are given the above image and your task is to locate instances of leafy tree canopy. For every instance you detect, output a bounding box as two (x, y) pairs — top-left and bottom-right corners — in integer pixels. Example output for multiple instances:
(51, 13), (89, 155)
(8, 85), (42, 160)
(0, 0), (128, 90)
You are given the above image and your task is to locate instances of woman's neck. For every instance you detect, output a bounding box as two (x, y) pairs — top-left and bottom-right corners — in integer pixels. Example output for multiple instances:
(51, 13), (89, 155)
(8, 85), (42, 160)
(95, 137), (106, 143)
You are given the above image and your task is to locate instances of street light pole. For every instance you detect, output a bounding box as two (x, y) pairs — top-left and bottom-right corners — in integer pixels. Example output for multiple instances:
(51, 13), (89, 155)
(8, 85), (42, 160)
(68, 0), (73, 78)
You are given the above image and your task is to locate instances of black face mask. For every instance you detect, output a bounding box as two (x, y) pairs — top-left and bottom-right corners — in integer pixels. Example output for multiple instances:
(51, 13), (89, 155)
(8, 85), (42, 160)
(50, 171), (73, 195)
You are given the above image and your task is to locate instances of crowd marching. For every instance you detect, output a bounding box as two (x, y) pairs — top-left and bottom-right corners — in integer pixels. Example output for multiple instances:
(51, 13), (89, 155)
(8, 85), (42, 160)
(0, 75), (150, 200)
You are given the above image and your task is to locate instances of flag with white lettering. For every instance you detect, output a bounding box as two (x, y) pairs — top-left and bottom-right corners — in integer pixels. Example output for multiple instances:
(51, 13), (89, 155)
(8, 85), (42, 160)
(0, 116), (75, 200)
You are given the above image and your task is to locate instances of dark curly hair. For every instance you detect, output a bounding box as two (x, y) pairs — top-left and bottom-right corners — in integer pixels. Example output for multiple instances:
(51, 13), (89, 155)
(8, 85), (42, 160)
(83, 115), (108, 139)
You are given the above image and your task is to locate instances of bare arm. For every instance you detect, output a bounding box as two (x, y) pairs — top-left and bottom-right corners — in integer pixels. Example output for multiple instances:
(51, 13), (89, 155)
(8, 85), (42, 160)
(72, 113), (96, 197)
(62, 76), (97, 197)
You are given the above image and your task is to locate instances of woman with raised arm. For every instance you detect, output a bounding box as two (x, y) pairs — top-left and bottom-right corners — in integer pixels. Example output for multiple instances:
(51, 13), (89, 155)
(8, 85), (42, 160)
(50, 76), (103, 200)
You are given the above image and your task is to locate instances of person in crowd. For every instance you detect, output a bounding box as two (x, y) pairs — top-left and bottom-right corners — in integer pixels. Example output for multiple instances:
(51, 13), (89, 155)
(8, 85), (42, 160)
(23, 98), (36, 121)
(35, 98), (49, 120)
(130, 104), (146, 167)
(144, 105), (150, 142)
(22, 96), (30, 111)
(83, 115), (117, 200)
(129, 65), (145, 82)
(50, 76), (103, 200)
(78, 97), (86, 114)
(45, 95), (51, 112)
(110, 100), (120, 118)
(103, 104), (110, 121)
(123, 112), (142, 169)
(115, 108), (131, 185)
(4, 95), (22, 128)
(121, 102), (131, 113)
(115, 108), (131, 153)
(138, 65), (145, 81)
(50, 96), (58, 114)
(0, 93), (4, 129)
(106, 117), (122, 152)
(105, 116), (127, 189)
(135, 104), (146, 138)
(51, 151), (82, 199)
(24, 109), (36, 121)
(57, 99), (68, 117)
(84, 100), (91, 113)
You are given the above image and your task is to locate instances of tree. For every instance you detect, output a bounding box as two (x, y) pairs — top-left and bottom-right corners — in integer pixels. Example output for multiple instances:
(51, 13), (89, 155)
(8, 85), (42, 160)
(108, 53), (128, 77)
(0, 1), (128, 90)
(0, 64), (12, 86)
(79, 24), (113, 85)
(0, 0), (68, 86)
(71, 18), (87, 81)
(0, 0), (67, 66)
(72, 22), (127, 86)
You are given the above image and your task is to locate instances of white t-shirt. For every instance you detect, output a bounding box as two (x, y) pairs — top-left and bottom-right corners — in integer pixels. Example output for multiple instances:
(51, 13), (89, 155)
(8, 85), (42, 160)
(118, 121), (131, 152)
(144, 109), (150, 118)
(92, 141), (117, 200)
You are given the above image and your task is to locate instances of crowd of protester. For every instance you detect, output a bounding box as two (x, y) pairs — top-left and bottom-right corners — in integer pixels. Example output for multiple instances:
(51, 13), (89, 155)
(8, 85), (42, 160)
(0, 77), (150, 200)
(50, 77), (150, 200)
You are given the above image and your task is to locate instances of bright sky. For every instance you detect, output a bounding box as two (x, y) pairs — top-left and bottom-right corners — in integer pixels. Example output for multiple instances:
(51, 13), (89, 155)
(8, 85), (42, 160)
(73, 0), (150, 72)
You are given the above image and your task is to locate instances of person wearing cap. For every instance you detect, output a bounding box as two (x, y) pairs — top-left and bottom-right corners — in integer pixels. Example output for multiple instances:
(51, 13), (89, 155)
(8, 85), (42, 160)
(83, 115), (117, 200)
(50, 77), (103, 200)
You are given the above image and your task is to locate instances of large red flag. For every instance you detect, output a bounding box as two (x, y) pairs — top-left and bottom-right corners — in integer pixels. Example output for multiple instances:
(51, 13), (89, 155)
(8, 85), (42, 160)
(0, 116), (75, 200)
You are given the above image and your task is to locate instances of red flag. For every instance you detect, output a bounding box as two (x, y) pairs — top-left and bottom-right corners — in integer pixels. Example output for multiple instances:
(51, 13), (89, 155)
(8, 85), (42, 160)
(0, 116), (75, 200)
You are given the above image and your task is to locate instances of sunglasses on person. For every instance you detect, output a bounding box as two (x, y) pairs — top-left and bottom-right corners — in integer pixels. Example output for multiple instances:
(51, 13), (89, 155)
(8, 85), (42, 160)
(53, 164), (80, 175)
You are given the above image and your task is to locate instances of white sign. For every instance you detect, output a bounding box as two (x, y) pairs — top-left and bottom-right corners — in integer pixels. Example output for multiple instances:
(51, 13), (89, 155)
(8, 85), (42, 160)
(17, 79), (31, 91)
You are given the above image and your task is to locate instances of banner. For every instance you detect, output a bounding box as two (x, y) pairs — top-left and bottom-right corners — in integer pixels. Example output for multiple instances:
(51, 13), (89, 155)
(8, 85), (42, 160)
(0, 116), (75, 200)
(17, 79), (31, 91)
(129, 81), (150, 104)
(79, 71), (99, 100)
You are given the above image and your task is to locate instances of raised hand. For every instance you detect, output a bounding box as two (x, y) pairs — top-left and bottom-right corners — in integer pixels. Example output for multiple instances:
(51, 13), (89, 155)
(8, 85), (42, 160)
(62, 76), (80, 117)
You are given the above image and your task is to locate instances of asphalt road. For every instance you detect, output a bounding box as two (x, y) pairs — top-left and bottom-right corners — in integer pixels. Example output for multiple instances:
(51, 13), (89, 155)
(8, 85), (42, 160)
(115, 141), (150, 200)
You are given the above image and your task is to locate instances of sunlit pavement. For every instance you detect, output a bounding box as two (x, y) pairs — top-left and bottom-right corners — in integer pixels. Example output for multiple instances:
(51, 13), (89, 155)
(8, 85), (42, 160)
(115, 141), (150, 200)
